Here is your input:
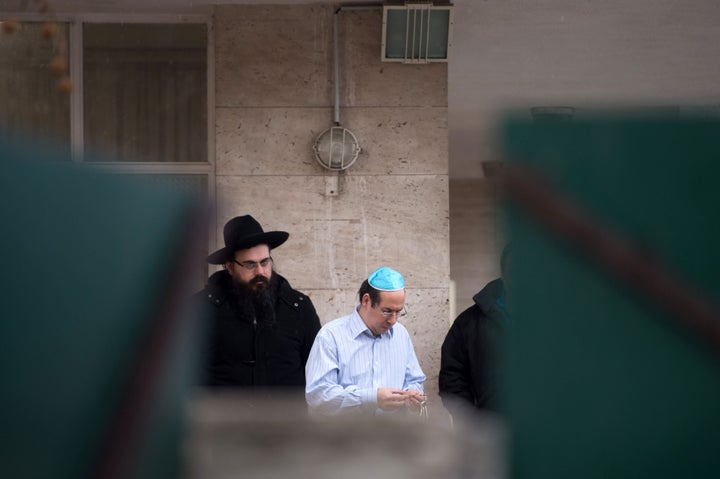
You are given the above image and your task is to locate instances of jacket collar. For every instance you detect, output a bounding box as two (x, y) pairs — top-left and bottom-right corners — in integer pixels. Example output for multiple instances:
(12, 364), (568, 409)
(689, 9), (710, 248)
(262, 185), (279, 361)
(473, 278), (505, 315)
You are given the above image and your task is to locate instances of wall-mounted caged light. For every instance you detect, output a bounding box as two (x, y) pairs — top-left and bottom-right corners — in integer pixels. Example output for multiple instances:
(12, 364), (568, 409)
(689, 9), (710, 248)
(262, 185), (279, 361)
(313, 126), (361, 171)
(381, 2), (455, 64)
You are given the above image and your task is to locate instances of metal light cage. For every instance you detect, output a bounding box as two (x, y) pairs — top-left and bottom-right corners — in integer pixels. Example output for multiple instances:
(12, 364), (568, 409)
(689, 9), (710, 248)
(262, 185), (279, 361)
(313, 126), (361, 171)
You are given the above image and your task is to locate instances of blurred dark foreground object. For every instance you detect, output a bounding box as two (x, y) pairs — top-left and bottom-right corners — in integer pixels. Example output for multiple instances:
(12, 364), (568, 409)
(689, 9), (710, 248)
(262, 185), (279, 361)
(501, 116), (720, 479)
(0, 141), (205, 479)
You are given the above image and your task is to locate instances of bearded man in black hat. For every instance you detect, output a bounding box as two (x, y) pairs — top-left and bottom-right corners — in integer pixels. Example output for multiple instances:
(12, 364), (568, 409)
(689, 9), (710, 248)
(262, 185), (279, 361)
(196, 215), (321, 389)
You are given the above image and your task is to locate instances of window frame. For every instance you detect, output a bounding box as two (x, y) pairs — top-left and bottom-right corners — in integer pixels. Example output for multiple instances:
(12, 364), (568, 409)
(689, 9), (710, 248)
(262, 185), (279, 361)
(7, 11), (217, 262)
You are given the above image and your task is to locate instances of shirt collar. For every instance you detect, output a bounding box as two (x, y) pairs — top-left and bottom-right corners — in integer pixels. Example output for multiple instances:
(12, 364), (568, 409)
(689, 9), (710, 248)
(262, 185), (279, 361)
(350, 306), (394, 339)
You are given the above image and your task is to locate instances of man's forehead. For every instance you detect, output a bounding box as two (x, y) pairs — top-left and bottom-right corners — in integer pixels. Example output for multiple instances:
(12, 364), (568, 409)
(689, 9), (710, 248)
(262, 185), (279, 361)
(378, 290), (405, 305)
(233, 243), (270, 258)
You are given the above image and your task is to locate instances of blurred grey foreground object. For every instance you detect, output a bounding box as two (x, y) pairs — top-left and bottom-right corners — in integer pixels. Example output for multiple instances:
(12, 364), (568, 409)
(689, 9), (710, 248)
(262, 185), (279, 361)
(0, 140), (205, 479)
(185, 391), (505, 479)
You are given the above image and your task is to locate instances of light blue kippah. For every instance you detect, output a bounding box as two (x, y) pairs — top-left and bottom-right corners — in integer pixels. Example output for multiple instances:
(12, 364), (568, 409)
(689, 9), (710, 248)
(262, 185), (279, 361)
(368, 266), (405, 291)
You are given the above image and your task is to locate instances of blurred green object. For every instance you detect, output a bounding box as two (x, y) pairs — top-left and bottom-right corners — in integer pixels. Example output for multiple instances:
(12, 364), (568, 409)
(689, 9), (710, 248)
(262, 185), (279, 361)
(501, 116), (720, 479)
(0, 140), (204, 478)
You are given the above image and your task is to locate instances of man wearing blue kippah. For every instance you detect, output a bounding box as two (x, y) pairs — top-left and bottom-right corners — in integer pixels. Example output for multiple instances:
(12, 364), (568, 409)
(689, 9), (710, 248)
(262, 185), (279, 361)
(305, 267), (427, 416)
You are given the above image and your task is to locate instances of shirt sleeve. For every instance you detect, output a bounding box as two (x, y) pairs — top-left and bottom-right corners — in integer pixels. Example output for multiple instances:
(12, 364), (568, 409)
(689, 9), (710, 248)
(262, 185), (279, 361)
(402, 330), (426, 393)
(305, 329), (377, 415)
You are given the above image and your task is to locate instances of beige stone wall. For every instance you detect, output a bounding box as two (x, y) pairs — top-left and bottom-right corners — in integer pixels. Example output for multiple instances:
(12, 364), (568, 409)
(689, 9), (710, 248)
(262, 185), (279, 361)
(449, 178), (504, 316)
(213, 5), (449, 401)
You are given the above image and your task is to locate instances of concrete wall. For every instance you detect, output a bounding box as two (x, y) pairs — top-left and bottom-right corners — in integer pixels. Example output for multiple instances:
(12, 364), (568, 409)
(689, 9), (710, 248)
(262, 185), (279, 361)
(213, 5), (450, 401)
(449, 178), (503, 315)
(449, 0), (720, 179)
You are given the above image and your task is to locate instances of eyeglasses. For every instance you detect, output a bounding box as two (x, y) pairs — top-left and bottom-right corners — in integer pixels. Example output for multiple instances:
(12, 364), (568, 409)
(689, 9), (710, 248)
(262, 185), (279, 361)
(377, 306), (407, 318)
(232, 256), (273, 271)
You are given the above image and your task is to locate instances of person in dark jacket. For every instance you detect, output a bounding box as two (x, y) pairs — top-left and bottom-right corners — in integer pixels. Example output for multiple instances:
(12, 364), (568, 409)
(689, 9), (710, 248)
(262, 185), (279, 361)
(439, 246), (511, 417)
(195, 215), (321, 391)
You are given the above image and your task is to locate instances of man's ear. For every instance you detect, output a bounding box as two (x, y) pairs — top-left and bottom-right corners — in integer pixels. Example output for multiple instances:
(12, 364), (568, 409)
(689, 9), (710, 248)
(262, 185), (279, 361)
(361, 293), (370, 306)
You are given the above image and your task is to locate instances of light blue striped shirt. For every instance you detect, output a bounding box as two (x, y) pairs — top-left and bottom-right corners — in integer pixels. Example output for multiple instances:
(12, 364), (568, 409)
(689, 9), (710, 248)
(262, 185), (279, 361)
(305, 307), (426, 416)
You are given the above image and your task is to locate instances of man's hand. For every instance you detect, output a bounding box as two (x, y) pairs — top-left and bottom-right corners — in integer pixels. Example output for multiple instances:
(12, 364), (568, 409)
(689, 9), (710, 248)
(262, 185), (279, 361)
(403, 389), (426, 413)
(377, 388), (426, 412)
(377, 388), (408, 411)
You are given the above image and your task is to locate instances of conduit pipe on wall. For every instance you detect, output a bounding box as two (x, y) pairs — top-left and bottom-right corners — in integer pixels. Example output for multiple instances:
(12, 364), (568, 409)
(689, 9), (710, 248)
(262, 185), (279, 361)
(333, 4), (383, 126)
(313, 4), (381, 173)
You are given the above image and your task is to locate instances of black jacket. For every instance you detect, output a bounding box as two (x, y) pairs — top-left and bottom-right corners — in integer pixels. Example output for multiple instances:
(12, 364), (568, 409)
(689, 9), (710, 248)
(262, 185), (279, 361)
(439, 278), (508, 415)
(196, 270), (321, 389)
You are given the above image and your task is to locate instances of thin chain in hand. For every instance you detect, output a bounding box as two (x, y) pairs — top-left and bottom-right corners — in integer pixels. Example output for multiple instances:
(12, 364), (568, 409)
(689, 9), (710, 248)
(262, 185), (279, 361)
(419, 397), (429, 420)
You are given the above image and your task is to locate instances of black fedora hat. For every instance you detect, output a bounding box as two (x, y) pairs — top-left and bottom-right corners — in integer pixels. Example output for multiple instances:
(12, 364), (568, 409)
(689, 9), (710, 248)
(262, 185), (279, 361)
(207, 215), (289, 264)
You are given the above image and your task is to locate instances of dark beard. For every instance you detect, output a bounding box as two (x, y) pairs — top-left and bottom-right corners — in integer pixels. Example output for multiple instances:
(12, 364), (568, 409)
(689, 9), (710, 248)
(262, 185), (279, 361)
(230, 273), (279, 325)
